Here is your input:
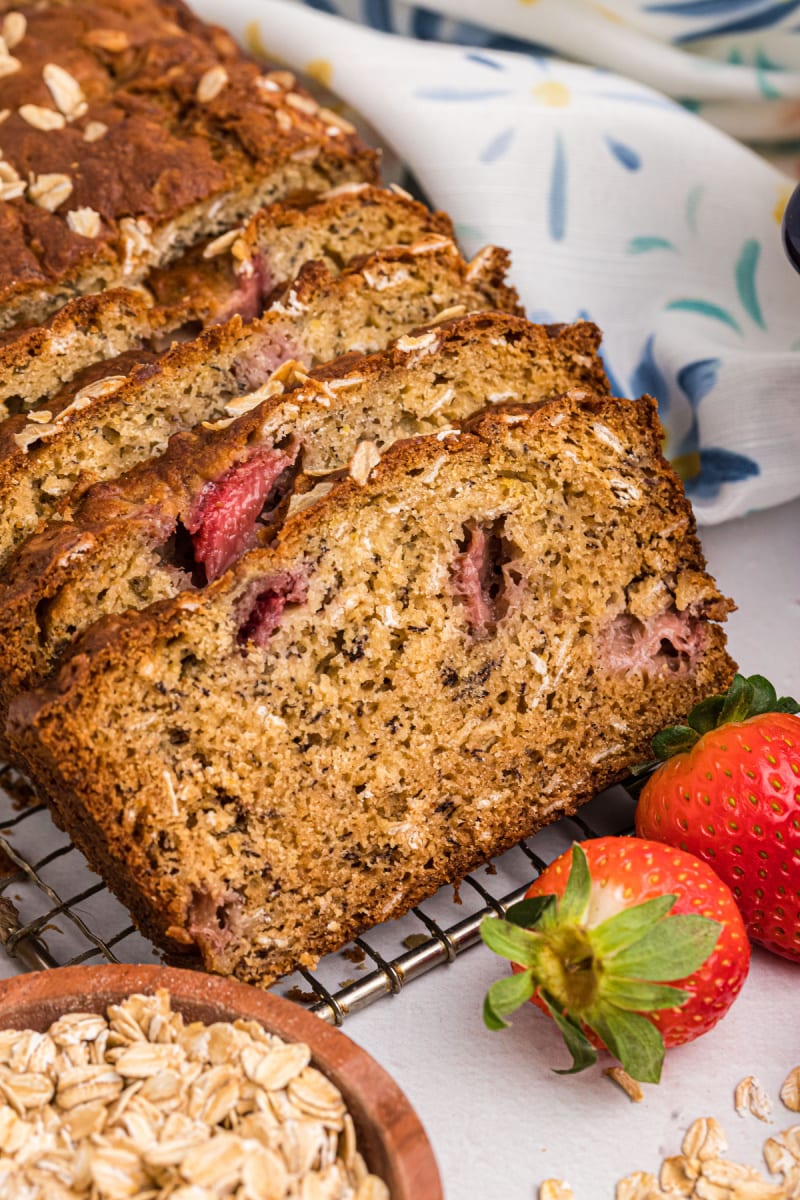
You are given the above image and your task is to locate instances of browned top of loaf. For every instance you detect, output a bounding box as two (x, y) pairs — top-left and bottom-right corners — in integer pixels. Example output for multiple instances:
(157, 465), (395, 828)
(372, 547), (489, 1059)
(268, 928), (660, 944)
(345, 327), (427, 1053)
(0, 0), (375, 312)
(0, 315), (608, 593)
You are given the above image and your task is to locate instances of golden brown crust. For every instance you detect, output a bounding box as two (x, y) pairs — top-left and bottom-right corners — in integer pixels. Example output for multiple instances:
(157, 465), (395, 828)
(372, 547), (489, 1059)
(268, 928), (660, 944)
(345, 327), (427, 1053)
(8, 393), (736, 984)
(0, 0), (377, 329)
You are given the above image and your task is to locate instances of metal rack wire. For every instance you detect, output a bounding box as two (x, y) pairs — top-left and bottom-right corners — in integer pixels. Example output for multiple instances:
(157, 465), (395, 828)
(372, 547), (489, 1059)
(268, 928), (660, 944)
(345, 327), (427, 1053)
(0, 762), (639, 1025)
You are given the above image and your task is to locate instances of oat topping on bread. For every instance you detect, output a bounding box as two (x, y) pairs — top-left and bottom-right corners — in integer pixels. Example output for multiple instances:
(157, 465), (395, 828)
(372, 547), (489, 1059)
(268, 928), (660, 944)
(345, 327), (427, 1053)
(0, 238), (519, 570)
(0, 187), (456, 415)
(0, 315), (608, 742)
(0, 0), (377, 330)
(8, 394), (735, 986)
(146, 184), (456, 328)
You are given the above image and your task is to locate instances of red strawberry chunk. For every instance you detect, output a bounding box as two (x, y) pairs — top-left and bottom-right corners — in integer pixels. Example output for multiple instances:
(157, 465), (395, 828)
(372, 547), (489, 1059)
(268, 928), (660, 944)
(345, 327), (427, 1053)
(188, 888), (244, 956)
(237, 569), (309, 647)
(598, 610), (706, 677)
(451, 525), (493, 635)
(187, 446), (297, 583)
(211, 253), (272, 325)
(233, 328), (304, 391)
(451, 518), (525, 637)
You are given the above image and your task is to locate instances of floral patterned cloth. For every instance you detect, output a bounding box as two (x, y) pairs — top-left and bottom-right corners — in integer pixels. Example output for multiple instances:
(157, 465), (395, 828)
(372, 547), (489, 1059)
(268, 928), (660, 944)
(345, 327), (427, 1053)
(196, 0), (800, 523)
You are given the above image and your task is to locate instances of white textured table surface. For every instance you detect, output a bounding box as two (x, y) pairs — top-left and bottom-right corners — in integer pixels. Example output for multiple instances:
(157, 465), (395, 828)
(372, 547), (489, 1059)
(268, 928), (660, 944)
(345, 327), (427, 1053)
(1, 499), (797, 1200)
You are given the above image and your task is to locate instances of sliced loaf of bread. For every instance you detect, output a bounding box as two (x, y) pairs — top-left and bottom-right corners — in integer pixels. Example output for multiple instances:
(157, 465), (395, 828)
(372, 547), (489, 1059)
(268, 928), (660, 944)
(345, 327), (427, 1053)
(0, 238), (519, 570)
(0, 0), (376, 330)
(0, 188), (453, 416)
(8, 395), (735, 986)
(0, 315), (608, 737)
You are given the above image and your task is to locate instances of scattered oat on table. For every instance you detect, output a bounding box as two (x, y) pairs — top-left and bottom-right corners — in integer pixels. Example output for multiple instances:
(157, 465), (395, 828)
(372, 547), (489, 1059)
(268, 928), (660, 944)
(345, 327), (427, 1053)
(781, 1069), (800, 1114)
(615, 1106), (800, 1200)
(682, 1116), (729, 1162)
(603, 1066), (644, 1103)
(734, 1075), (773, 1123)
(539, 1180), (575, 1200)
(0, 989), (389, 1199)
(615, 1170), (659, 1199)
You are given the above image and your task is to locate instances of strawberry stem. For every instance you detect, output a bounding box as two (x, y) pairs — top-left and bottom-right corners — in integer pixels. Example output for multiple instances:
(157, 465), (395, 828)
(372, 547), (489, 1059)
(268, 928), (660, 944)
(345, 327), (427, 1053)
(480, 844), (722, 1083)
(647, 673), (799, 766)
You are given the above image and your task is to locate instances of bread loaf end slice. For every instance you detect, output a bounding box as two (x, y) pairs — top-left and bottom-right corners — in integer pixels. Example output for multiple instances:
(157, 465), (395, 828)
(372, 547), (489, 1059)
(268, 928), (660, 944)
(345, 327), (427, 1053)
(8, 394), (735, 986)
(0, 2), (377, 330)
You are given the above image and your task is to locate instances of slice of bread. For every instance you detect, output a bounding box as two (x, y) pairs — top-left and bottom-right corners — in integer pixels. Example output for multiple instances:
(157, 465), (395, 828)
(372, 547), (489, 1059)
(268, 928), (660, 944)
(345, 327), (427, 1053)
(0, 289), (163, 420)
(0, 315), (608, 740)
(8, 394), (735, 987)
(0, 238), (519, 571)
(147, 183), (456, 326)
(0, 187), (452, 416)
(0, 0), (376, 330)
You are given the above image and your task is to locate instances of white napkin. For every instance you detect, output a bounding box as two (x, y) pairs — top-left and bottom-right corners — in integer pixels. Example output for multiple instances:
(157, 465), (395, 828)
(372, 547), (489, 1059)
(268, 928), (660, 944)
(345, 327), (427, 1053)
(196, 0), (800, 524)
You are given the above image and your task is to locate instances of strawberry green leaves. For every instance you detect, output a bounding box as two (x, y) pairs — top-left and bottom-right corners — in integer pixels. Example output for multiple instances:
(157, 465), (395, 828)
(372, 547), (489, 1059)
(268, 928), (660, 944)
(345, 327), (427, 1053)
(483, 971), (536, 1032)
(649, 674), (799, 765)
(539, 992), (597, 1075)
(651, 724), (699, 759)
(505, 895), (556, 930)
(607, 915), (719, 982)
(558, 840), (591, 923)
(480, 843), (723, 1083)
(589, 1009), (664, 1086)
(480, 915), (544, 969)
(591, 893), (677, 956)
(600, 978), (689, 1012)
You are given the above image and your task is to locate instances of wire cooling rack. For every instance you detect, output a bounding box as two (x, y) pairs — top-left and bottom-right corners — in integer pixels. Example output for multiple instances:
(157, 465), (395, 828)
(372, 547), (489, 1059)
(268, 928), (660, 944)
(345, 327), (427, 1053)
(0, 761), (639, 1025)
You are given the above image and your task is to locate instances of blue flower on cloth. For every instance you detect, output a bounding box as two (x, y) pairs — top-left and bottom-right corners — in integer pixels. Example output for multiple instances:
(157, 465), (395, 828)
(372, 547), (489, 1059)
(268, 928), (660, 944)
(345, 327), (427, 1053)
(194, 0), (800, 524)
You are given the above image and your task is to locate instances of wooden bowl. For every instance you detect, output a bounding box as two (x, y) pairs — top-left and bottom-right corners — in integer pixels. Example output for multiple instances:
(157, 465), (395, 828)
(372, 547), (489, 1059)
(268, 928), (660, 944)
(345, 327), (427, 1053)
(0, 963), (442, 1199)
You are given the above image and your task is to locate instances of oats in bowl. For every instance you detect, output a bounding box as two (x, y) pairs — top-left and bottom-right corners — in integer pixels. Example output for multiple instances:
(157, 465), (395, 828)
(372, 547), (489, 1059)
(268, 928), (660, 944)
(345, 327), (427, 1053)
(0, 988), (388, 1199)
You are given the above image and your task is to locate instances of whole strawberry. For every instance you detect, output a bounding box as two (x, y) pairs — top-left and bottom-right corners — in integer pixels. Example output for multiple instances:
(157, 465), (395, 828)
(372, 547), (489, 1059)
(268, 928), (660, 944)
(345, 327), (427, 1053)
(635, 673), (800, 962)
(480, 837), (749, 1083)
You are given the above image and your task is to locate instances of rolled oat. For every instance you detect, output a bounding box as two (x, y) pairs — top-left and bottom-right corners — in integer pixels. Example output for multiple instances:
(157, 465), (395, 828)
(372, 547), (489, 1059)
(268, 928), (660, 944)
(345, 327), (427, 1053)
(0, 990), (388, 1199)
(782, 1070), (800, 1114)
(734, 1076), (773, 1123)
